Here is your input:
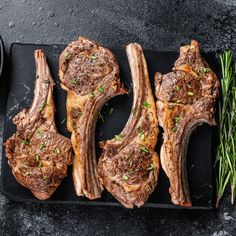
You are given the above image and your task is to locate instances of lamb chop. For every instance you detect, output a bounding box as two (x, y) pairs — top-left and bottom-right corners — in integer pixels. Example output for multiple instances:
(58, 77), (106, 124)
(97, 43), (159, 208)
(59, 37), (126, 199)
(4, 50), (73, 200)
(155, 40), (220, 206)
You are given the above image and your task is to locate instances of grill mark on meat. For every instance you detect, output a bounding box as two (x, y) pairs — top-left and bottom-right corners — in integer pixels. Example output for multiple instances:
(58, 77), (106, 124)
(155, 40), (220, 206)
(98, 43), (159, 208)
(59, 37), (126, 199)
(4, 50), (73, 200)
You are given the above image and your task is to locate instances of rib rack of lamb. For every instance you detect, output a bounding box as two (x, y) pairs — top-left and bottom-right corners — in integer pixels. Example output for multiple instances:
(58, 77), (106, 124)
(4, 50), (73, 200)
(98, 43), (159, 208)
(155, 40), (220, 206)
(59, 37), (126, 199)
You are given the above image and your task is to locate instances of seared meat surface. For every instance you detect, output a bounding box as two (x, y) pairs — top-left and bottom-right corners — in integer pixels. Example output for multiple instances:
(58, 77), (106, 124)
(155, 40), (220, 206)
(98, 43), (159, 208)
(59, 37), (126, 199)
(4, 50), (73, 200)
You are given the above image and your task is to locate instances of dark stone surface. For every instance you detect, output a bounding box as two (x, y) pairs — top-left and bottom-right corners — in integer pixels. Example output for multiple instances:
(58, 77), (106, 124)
(0, 0), (236, 235)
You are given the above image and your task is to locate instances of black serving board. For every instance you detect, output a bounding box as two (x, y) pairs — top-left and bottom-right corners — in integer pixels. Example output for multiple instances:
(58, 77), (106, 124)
(1, 43), (218, 209)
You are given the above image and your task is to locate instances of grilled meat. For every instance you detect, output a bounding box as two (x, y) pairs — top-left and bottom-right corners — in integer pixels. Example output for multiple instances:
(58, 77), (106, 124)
(98, 43), (159, 208)
(155, 40), (220, 206)
(59, 37), (126, 199)
(4, 50), (73, 200)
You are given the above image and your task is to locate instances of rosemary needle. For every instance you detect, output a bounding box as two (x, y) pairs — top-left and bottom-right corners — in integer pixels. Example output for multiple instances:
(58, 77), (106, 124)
(216, 51), (236, 208)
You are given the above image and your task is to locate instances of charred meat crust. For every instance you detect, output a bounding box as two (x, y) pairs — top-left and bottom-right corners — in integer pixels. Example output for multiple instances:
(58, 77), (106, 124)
(98, 43), (159, 208)
(155, 40), (220, 206)
(59, 36), (126, 199)
(4, 50), (73, 200)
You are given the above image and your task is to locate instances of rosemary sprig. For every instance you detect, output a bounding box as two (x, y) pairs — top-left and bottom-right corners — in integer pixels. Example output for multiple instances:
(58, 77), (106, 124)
(216, 51), (236, 208)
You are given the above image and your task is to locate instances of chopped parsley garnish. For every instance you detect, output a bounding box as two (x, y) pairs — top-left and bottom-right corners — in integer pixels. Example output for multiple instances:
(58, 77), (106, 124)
(122, 175), (129, 181)
(38, 101), (46, 112)
(89, 55), (97, 60)
(89, 91), (95, 99)
(203, 67), (211, 73)
(71, 79), (77, 85)
(65, 52), (72, 61)
(21, 139), (29, 145)
(147, 163), (154, 171)
(175, 85), (180, 91)
(55, 147), (61, 154)
(36, 129), (44, 138)
(108, 107), (113, 115)
(143, 101), (150, 109)
(35, 155), (40, 162)
(114, 134), (122, 141)
(38, 162), (43, 168)
(140, 146), (149, 153)
(172, 127), (178, 133)
(43, 80), (50, 84)
(39, 143), (46, 150)
(43, 175), (48, 180)
(99, 113), (104, 122)
(168, 103), (175, 109)
(174, 116), (180, 124)
(98, 86), (105, 94)
(131, 107), (136, 115)
(78, 112), (83, 117)
(138, 131), (145, 141)
(187, 91), (194, 96)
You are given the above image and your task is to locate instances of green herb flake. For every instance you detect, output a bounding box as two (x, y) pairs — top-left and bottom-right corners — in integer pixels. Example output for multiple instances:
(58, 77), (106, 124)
(21, 139), (30, 145)
(187, 91), (194, 96)
(55, 147), (61, 154)
(89, 91), (95, 99)
(108, 107), (113, 115)
(143, 101), (151, 109)
(65, 52), (72, 61)
(39, 143), (46, 150)
(175, 85), (180, 92)
(43, 175), (48, 180)
(172, 127), (178, 133)
(140, 146), (149, 153)
(38, 101), (46, 112)
(168, 103), (175, 109)
(43, 80), (50, 84)
(35, 155), (40, 162)
(203, 67), (211, 73)
(131, 107), (136, 115)
(99, 113), (104, 122)
(122, 175), (129, 181)
(89, 55), (97, 60)
(138, 131), (145, 141)
(114, 134), (122, 141)
(128, 169), (134, 174)
(147, 163), (154, 171)
(174, 116), (180, 124)
(36, 129), (44, 138)
(98, 86), (105, 94)
(78, 112), (83, 117)
(38, 162), (43, 168)
(71, 79), (77, 85)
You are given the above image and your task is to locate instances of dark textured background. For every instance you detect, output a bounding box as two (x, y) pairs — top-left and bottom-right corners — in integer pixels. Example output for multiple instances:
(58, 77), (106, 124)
(0, 0), (236, 235)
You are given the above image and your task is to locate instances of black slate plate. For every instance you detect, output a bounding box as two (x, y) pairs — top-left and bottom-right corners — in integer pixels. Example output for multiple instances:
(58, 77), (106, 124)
(1, 43), (218, 209)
